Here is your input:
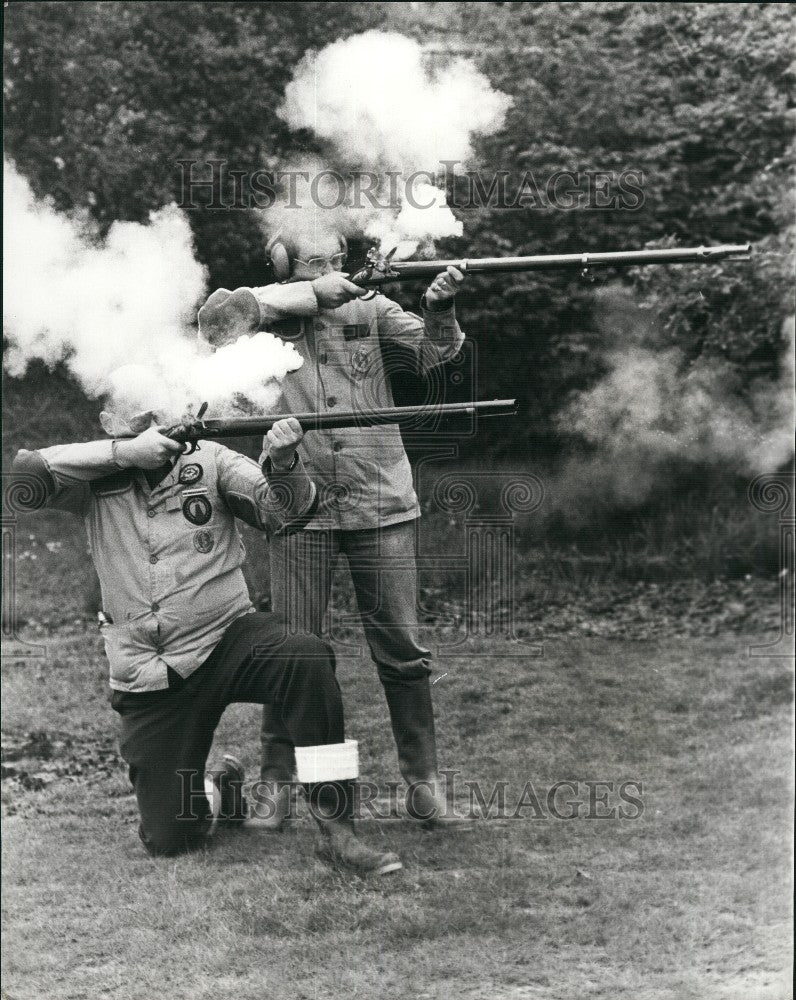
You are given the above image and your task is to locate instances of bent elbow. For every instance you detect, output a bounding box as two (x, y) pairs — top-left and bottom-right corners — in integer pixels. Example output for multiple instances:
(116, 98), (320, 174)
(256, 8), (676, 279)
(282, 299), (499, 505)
(7, 451), (54, 511)
(198, 289), (260, 347)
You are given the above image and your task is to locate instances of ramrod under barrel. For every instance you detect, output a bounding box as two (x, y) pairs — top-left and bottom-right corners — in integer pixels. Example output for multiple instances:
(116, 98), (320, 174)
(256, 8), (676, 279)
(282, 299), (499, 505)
(160, 399), (518, 445)
(349, 244), (752, 287)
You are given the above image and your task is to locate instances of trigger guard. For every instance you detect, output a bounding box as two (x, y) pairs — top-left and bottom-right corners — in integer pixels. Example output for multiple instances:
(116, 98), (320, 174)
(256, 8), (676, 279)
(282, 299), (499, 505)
(360, 290), (378, 301)
(182, 440), (198, 455)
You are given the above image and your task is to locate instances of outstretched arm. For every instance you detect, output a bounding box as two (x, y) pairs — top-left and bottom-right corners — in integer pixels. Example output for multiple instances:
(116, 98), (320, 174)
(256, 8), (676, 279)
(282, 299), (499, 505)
(10, 429), (186, 515)
(198, 275), (369, 347)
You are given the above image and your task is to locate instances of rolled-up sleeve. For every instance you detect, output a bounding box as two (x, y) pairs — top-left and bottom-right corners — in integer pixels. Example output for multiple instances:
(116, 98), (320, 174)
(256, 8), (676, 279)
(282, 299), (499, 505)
(215, 445), (317, 535)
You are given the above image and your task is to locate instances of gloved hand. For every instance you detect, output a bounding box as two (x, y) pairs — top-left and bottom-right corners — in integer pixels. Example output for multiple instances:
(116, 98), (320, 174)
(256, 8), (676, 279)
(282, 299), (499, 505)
(424, 265), (466, 310)
(311, 272), (369, 309)
(266, 417), (304, 470)
(114, 426), (187, 469)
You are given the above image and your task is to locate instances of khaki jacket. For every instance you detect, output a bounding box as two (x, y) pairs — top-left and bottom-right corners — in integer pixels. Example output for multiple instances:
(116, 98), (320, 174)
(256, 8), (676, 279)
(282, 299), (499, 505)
(249, 282), (465, 530)
(12, 440), (315, 691)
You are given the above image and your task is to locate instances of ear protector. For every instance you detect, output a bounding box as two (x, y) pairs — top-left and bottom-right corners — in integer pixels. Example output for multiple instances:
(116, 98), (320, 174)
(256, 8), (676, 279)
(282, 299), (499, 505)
(266, 232), (293, 281)
(266, 231), (348, 281)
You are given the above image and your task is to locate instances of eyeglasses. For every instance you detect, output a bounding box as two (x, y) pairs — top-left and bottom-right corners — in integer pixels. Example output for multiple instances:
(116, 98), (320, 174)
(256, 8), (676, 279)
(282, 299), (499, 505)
(293, 252), (347, 270)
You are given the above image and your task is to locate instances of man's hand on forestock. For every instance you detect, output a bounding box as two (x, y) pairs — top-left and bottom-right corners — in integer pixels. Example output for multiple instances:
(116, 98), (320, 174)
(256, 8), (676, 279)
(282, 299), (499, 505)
(424, 264), (466, 310)
(267, 418), (304, 470)
(311, 272), (369, 309)
(115, 427), (187, 469)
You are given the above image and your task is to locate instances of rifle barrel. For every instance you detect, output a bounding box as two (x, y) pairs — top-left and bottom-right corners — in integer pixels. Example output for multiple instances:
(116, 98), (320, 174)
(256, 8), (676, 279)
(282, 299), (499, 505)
(164, 399), (517, 442)
(351, 244), (752, 286)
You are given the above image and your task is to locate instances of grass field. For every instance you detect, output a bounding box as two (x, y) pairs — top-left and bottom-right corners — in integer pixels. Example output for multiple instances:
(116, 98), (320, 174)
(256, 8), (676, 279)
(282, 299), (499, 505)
(2, 611), (793, 999)
(2, 497), (793, 1000)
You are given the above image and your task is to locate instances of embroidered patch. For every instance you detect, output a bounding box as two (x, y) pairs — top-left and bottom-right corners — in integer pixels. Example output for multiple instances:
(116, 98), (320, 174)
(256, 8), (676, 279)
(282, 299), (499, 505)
(182, 489), (212, 525)
(179, 463), (203, 485)
(351, 346), (372, 375)
(193, 529), (214, 553)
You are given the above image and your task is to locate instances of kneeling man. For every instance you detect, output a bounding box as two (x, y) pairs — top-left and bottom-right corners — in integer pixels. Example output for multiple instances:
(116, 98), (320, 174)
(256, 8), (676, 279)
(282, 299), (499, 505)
(11, 405), (401, 875)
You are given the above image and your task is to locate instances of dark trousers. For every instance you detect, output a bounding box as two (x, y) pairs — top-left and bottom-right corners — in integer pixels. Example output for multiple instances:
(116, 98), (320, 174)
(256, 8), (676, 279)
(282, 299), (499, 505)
(111, 612), (341, 856)
(262, 523), (438, 786)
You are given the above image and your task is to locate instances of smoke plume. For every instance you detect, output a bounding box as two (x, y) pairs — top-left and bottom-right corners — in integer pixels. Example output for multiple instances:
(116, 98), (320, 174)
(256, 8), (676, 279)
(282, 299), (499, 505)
(272, 30), (510, 253)
(364, 181), (463, 258)
(278, 31), (510, 174)
(551, 290), (795, 518)
(3, 160), (302, 421)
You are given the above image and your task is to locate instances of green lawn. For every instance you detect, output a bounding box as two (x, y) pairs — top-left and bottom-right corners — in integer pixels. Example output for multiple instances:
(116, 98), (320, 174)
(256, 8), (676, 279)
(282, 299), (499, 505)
(2, 615), (792, 1000)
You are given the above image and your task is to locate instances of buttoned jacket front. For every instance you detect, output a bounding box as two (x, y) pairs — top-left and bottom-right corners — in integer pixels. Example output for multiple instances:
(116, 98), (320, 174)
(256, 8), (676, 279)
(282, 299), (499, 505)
(12, 439), (315, 692)
(249, 281), (465, 530)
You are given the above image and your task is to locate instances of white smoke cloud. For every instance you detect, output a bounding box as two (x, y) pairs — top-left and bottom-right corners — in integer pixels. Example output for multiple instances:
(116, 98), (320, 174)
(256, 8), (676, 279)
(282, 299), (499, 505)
(552, 303), (795, 516)
(3, 159), (206, 391)
(272, 30), (510, 253)
(278, 31), (511, 175)
(256, 154), (358, 251)
(3, 160), (303, 420)
(564, 342), (794, 469)
(364, 181), (463, 257)
(104, 331), (302, 422)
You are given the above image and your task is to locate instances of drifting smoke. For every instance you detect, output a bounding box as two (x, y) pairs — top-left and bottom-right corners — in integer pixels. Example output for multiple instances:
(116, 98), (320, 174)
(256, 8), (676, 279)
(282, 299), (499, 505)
(272, 30), (511, 253)
(364, 181), (463, 258)
(3, 159), (205, 391)
(3, 160), (302, 421)
(258, 154), (359, 255)
(279, 31), (510, 173)
(551, 291), (795, 517)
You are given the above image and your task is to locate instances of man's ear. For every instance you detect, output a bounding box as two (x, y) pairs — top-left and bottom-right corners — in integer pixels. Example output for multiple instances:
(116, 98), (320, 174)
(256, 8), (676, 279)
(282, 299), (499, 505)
(99, 410), (131, 436)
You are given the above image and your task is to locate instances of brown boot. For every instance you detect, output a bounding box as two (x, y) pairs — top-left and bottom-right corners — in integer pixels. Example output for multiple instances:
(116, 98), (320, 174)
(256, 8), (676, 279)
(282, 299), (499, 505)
(207, 753), (249, 826)
(310, 781), (403, 876)
(254, 705), (297, 831)
(314, 819), (403, 875)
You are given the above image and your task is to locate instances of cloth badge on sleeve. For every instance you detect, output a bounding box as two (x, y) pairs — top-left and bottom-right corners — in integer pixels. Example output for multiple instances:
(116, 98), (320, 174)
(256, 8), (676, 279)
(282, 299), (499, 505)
(179, 463), (203, 485)
(181, 487), (212, 526)
(193, 529), (214, 553)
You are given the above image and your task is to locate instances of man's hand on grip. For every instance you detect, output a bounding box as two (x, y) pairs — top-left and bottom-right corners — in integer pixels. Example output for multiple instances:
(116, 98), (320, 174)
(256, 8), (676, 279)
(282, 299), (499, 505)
(115, 427), (187, 470)
(312, 272), (369, 309)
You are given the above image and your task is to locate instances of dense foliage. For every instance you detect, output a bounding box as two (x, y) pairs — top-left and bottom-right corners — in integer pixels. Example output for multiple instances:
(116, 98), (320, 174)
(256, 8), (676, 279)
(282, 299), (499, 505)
(4, 1), (793, 462)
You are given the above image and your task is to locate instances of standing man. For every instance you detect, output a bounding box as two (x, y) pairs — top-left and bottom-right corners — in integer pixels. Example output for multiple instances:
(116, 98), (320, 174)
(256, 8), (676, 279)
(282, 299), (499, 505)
(199, 227), (471, 829)
(11, 402), (402, 874)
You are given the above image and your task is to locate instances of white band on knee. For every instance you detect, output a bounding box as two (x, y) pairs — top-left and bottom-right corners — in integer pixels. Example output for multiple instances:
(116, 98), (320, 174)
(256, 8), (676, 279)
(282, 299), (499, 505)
(294, 739), (359, 783)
